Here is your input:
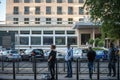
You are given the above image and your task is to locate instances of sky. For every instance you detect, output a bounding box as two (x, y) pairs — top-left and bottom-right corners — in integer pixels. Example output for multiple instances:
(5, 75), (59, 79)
(0, 0), (6, 22)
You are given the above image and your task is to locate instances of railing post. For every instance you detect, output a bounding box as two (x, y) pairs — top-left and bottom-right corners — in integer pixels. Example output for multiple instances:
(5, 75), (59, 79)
(1, 55), (4, 71)
(63, 60), (65, 72)
(16, 59), (19, 73)
(117, 55), (119, 80)
(56, 59), (58, 80)
(97, 59), (100, 80)
(33, 56), (37, 80)
(76, 58), (79, 80)
(13, 59), (16, 80)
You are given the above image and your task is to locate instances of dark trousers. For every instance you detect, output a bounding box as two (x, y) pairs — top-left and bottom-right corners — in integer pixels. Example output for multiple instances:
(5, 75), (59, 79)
(108, 62), (116, 76)
(48, 62), (55, 79)
(88, 61), (94, 79)
(66, 60), (72, 77)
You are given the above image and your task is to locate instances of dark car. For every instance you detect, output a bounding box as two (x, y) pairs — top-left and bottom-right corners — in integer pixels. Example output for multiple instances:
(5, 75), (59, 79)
(29, 49), (44, 61)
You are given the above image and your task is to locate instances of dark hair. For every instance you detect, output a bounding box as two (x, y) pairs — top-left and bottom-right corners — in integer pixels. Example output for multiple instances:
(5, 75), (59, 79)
(51, 44), (56, 49)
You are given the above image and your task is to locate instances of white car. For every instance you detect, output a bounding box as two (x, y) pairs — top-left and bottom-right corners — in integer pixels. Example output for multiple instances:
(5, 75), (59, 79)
(6, 50), (21, 61)
(73, 48), (83, 59)
(44, 50), (65, 60)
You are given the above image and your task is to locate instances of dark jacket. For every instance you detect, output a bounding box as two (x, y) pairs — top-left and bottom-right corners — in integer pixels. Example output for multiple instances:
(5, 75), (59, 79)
(48, 50), (57, 63)
(87, 49), (96, 62)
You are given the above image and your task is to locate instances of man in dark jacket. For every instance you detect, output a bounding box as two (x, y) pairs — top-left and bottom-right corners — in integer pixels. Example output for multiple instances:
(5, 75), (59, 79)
(87, 47), (96, 80)
(48, 45), (57, 80)
(107, 42), (117, 77)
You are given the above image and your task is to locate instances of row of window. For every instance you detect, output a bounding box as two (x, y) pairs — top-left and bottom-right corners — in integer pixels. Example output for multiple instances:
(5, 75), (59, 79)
(13, 18), (84, 24)
(15, 30), (75, 34)
(14, 0), (84, 3)
(16, 36), (77, 45)
(13, 6), (84, 15)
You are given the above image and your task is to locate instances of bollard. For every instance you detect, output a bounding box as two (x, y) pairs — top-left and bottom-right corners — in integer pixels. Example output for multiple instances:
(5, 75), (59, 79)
(56, 59), (58, 80)
(33, 56), (37, 80)
(76, 58), (79, 80)
(97, 59), (100, 80)
(13, 59), (16, 80)
(117, 55), (119, 80)
(79, 59), (81, 72)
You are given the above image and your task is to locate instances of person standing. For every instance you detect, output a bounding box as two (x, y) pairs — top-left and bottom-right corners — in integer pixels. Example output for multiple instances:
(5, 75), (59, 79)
(107, 42), (117, 77)
(48, 45), (57, 80)
(87, 47), (96, 80)
(65, 44), (73, 78)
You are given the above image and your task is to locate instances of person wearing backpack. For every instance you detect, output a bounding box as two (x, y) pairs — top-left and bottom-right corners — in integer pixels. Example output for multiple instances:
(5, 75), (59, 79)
(107, 42), (117, 77)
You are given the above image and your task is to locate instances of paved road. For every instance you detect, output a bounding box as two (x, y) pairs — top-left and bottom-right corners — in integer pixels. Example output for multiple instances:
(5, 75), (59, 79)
(0, 60), (119, 80)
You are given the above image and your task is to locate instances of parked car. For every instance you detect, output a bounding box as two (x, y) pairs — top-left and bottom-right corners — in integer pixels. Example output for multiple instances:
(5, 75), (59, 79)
(29, 49), (44, 61)
(21, 49), (33, 60)
(6, 50), (21, 61)
(73, 48), (83, 59)
(44, 50), (65, 61)
(0, 50), (9, 61)
(95, 50), (108, 60)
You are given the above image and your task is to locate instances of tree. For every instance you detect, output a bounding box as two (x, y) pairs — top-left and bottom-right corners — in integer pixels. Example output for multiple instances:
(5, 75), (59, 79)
(95, 38), (100, 47)
(88, 38), (94, 46)
(84, 0), (120, 39)
(98, 40), (104, 47)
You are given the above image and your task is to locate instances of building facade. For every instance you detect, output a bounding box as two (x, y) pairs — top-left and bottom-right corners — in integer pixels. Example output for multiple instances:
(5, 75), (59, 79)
(0, 0), (101, 50)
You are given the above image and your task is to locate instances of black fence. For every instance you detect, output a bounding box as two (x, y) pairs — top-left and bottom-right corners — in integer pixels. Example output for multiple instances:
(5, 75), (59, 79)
(0, 56), (119, 80)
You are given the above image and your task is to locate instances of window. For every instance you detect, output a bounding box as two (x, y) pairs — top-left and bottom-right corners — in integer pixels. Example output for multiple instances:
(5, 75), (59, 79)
(57, 6), (62, 14)
(79, 0), (84, 3)
(81, 34), (90, 45)
(24, 0), (30, 3)
(20, 31), (30, 34)
(35, 7), (40, 14)
(68, 0), (73, 3)
(35, 18), (40, 24)
(31, 37), (41, 45)
(67, 36), (77, 45)
(24, 6), (30, 14)
(68, 7), (73, 14)
(46, 18), (51, 24)
(35, 0), (41, 3)
(14, 0), (20, 3)
(43, 31), (53, 34)
(55, 31), (65, 34)
(57, 18), (62, 24)
(67, 31), (75, 34)
(13, 7), (19, 14)
(55, 37), (65, 45)
(24, 18), (29, 24)
(57, 0), (62, 3)
(68, 18), (73, 24)
(79, 7), (84, 15)
(43, 37), (53, 45)
(13, 18), (19, 24)
(32, 31), (41, 34)
(79, 18), (84, 22)
(20, 37), (29, 45)
(46, 0), (51, 3)
(46, 6), (51, 14)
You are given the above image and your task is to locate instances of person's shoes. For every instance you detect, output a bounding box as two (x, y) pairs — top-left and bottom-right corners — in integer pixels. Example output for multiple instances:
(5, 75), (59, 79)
(112, 75), (116, 77)
(65, 75), (72, 78)
(65, 75), (69, 77)
(107, 74), (111, 76)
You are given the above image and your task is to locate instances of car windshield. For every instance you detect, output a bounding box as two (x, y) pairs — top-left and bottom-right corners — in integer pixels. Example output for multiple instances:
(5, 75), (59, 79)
(33, 49), (43, 55)
(11, 50), (18, 54)
(25, 49), (33, 54)
(73, 49), (82, 54)
(96, 50), (104, 55)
